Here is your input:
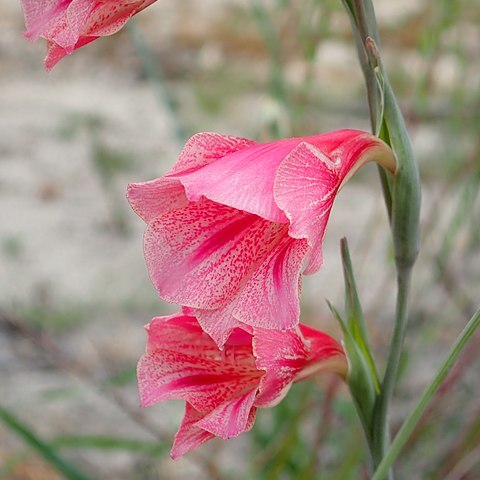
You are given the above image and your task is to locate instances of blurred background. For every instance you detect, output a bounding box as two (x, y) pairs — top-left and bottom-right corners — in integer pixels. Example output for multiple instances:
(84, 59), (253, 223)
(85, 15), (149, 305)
(0, 0), (479, 478)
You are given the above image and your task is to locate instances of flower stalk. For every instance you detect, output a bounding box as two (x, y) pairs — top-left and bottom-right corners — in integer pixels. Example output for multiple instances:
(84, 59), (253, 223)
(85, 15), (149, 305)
(341, 0), (421, 475)
(372, 307), (480, 480)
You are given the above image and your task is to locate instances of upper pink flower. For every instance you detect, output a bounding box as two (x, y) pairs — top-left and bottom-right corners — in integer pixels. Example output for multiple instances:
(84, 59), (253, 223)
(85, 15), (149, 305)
(21, 0), (156, 70)
(127, 130), (395, 347)
(138, 309), (347, 459)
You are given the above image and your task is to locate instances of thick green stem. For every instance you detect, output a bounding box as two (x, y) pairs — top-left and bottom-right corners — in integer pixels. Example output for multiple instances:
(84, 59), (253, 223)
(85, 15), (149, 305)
(341, 1), (421, 477)
(371, 267), (412, 472)
(372, 307), (480, 480)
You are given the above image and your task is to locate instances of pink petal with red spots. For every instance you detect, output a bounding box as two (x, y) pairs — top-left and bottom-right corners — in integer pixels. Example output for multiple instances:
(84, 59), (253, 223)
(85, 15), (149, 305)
(21, 0), (157, 69)
(295, 324), (348, 380)
(50, 0), (95, 51)
(299, 324), (347, 362)
(253, 326), (347, 407)
(274, 142), (340, 274)
(138, 311), (347, 458)
(143, 198), (288, 310)
(170, 403), (215, 460)
(22, 0), (71, 41)
(167, 132), (256, 176)
(233, 237), (309, 330)
(127, 178), (187, 223)
(194, 304), (245, 349)
(171, 139), (300, 223)
(83, 1), (157, 37)
(137, 313), (261, 412)
(196, 389), (258, 439)
(275, 130), (394, 274)
(253, 327), (309, 407)
(170, 402), (256, 459)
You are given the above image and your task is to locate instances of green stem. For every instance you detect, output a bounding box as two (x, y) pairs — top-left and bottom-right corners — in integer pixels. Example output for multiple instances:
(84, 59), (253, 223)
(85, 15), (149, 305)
(372, 307), (480, 480)
(341, 1), (421, 476)
(371, 267), (412, 473)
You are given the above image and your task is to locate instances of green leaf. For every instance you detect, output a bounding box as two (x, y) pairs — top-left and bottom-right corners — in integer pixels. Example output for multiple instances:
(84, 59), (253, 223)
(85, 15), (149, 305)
(340, 238), (380, 393)
(327, 301), (376, 439)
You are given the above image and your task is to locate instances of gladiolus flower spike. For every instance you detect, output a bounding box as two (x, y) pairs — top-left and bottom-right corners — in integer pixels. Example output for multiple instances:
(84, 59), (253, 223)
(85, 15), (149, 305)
(128, 130), (396, 347)
(138, 309), (348, 459)
(20, 0), (157, 70)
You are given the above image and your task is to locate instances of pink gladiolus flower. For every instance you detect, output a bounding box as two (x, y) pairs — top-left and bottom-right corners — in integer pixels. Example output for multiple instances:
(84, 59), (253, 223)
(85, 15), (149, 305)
(128, 130), (395, 346)
(138, 310), (347, 459)
(20, 0), (156, 70)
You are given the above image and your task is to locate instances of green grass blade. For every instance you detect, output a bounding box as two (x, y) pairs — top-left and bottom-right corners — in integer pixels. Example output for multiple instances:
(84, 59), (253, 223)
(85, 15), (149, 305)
(372, 307), (480, 480)
(0, 405), (93, 480)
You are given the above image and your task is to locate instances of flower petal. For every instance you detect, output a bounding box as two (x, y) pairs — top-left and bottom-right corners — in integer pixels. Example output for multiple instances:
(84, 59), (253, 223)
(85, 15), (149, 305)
(196, 389), (258, 439)
(253, 328), (308, 407)
(233, 237), (309, 330)
(144, 312), (208, 354)
(172, 139), (300, 222)
(45, 36), (96, 69)
(22, 0), (71, 41)
(83, 1), (157, 37)
(22, 0), (158, 69)
(144, 198), (288, 309)
(296, 324), (348, 380)
(194, 304), (245, 349)
(275, 130), (396, 274)
(127, 133), (256, 223)
(170, 403), (215, 460)
(274, 142), (339, 274)
(127, 178), (187, 223)
(167, 132), (256, 176)
(137, 314), (261, 412)
(253, 326), (346, 406)
(52, 0), (95, 50)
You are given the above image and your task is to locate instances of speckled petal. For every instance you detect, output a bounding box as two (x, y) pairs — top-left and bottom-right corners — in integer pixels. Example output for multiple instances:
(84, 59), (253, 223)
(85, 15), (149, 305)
(144, 198), (288, 309)
(21, 0), (158, 69)
(194, 304), (245, 349)
(170, 403), (215, 460)
(296, 324), (348, 380)
(274, 142), (340, 274)
(172, 139), (301, 222)
(196, 389), (258, 439)
(137, 313), (261, 412)
(167, 132), (256, 176)
(233, 237), (309, 330)
(22, 0), (71, 41)
(275, 130), (395, 274)
(127, 178), (188, 223)
(253, 326), (346, 407)
(253, 328), (308, 407)
(83, 1), (157, 37)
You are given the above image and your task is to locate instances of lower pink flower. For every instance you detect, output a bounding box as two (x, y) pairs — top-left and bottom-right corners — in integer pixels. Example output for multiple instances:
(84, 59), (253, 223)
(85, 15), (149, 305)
(21, 0), (157, 69)
(137, 310), (347, 459)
